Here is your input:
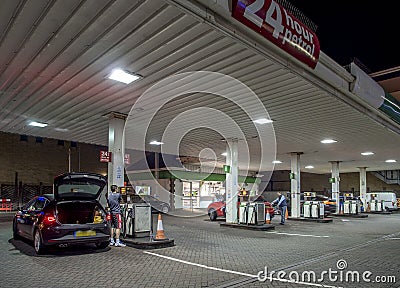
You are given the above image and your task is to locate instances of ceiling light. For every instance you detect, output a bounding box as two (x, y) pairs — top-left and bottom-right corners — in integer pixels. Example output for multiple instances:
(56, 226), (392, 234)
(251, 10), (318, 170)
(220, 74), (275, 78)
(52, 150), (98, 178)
(385, 159), (396, 163)
(272, 160), (282, 164)
(253, 118), (273, 124)
(29, 121), (48, 128)
(221, 152), (227, 156)
(149, 141), (164, 145)
(320, 139), (337, 144)
(54, 127), (68, 132)
(305, 165), (314, 169)
(108, 69), (142, 84)
(361, 152), (374, 156)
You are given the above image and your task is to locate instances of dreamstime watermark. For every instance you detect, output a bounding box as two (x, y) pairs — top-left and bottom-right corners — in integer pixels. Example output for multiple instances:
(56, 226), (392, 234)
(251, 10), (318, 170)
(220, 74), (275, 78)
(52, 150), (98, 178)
(257, 259), (396, 286)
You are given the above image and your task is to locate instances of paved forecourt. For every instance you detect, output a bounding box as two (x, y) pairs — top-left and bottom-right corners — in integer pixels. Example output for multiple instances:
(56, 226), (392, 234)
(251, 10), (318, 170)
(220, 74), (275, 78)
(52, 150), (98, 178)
(0, 211), (399, 287)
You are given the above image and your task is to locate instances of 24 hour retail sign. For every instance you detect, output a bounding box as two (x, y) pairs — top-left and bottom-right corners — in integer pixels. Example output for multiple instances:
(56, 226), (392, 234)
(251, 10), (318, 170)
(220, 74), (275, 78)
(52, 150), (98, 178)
(232, 0), (320, 68)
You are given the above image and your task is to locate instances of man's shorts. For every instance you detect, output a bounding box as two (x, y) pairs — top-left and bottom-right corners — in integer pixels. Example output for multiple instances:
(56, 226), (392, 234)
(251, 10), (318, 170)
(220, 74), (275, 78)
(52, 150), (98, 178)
(110, 213), (122, 229)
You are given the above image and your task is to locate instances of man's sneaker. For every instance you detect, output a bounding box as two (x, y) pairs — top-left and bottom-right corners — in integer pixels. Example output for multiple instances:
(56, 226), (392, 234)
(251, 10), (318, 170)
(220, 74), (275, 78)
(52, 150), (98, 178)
(109, 240), (115, 246)
(115, 241), (126, 247)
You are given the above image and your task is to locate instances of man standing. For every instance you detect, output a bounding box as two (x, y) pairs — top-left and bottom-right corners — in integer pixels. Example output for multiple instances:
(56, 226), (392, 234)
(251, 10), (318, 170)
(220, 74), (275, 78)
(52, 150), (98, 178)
(107, 184), (126, 247)
(272, 192), (287, 225)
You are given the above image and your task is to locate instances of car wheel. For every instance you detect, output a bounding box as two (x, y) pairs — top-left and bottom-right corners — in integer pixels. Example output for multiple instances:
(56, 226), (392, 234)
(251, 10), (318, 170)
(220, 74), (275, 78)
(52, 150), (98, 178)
(96, 241), (109, 249)
(13, 220), (21, 240)
(161, 205), (169, 214)
(34, 229), (46, 255)
(208, 209), (217, 221)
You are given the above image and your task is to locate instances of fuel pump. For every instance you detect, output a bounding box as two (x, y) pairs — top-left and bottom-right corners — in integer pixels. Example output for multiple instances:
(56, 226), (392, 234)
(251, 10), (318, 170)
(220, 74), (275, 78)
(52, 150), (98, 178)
(342, 193), (359, 214)
(303, 192), (315, 218)
(369, 193), (383, 212)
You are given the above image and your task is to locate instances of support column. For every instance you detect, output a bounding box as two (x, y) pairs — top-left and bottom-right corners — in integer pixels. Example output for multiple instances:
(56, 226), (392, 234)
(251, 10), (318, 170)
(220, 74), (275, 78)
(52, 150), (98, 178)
(174, 179), (183, 209)
(359, 167), (367, 209)
(290, 153), (302, 218)
(154, 151), (159, 196)
(330, 161), (340, 214)
(225, 139), (238, 223)
(108, 114), (126, 191)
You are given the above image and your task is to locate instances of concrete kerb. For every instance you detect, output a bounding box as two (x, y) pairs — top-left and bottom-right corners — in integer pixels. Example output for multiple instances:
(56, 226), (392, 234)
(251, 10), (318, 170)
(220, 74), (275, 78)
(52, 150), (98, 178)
(287, 217), (333, 223)
(331, 213), (369, 218)
(219, 222), (275, 230)
(122, 237), (175, 249)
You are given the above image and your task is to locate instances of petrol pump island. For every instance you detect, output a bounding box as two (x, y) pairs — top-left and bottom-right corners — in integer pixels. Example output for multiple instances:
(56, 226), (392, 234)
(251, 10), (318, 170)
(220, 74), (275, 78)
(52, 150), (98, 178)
(102, 115), (392, 249)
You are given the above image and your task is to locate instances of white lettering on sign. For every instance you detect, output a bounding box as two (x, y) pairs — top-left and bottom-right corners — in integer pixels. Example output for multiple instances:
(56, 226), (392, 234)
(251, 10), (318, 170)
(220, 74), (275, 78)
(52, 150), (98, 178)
(100, 151), (112, 162)
(264, 0), (284, 39)
(244, 0), (264, 27)
(281, 9), (315, 56)
(233, 0), (320, 68)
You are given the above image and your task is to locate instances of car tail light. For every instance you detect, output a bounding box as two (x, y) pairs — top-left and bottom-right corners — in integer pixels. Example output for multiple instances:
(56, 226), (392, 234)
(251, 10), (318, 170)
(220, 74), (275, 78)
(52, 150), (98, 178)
(324, 200), (335, 205)
(43, 213), (57, 225)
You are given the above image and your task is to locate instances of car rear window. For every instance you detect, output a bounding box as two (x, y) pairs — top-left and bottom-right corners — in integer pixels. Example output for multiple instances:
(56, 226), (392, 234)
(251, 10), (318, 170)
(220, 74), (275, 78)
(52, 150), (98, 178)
(57, 181), (102, 199)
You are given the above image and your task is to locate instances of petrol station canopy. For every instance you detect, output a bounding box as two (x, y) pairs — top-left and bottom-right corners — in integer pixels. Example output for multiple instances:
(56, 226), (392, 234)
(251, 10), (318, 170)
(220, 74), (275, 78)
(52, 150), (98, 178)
(0, 0), (399, 174)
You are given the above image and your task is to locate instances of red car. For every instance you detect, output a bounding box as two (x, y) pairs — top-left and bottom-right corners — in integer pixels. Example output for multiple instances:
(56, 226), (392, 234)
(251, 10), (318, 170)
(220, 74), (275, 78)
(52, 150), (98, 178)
(207, 196), (275, 221)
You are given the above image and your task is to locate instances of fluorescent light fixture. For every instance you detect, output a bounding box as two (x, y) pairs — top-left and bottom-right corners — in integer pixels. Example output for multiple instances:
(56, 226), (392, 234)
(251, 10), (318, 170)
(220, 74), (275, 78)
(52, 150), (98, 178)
(54, 127), (68, 132)
(305, 165), (314, 169)
(29, 121), (48, 128)
(385, 159), (397, 163)
(149, 140), (164, 145)
(108, 69), (141, 84)
(272, 160), (282, 164)
(253, 118), (273, 124)
(361, 152), (374, 156)
(221, 152), (228, 156)
(320, 139), (337, 144)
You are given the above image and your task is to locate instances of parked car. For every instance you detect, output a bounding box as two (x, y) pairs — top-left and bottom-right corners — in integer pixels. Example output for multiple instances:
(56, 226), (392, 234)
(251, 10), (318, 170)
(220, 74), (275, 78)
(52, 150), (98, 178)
(12, 172), (111, 254)
(207, 195), (275, 221)
(130, 194), (170, 214)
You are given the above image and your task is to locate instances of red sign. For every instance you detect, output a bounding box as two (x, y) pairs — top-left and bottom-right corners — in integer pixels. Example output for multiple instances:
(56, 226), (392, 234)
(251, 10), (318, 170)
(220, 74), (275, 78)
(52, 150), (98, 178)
(124, 154), (130, 165)
(232, 0), (320, 68)
(100, 151), (112, 162)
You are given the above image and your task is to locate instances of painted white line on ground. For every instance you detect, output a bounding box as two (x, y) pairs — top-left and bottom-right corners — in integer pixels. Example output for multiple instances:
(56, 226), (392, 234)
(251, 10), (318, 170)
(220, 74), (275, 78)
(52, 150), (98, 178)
(387, 237), (400, 240)
(267, 231), (330, 238)
(144, 251), (342, 288)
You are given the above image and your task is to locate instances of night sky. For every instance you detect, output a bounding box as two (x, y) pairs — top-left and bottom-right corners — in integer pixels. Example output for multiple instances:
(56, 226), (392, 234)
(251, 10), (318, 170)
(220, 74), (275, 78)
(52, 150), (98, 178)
(289, 1), (398, 73)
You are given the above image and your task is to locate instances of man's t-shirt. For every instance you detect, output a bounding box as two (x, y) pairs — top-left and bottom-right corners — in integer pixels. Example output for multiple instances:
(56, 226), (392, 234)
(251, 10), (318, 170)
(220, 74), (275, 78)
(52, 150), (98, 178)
(108, 192), (122, 214)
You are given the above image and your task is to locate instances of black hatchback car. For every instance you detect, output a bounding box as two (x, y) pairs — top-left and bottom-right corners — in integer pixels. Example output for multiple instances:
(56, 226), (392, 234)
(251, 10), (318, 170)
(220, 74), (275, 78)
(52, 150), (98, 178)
(12, 172), (111, 254)
(130, 194), (170, 214)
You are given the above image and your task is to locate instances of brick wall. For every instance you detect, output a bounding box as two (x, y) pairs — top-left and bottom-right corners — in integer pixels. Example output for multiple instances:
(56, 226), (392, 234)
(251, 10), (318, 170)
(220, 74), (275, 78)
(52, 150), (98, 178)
(1, 131), (399, 195)
(0, 132), (108, 185)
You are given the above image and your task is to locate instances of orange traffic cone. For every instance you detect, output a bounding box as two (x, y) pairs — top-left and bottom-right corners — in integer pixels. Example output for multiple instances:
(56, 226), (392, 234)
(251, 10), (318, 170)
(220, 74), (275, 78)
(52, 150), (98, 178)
(285, 208), (289, 220)
(265, 211), (271, 224)
(154, 213), (168, 241)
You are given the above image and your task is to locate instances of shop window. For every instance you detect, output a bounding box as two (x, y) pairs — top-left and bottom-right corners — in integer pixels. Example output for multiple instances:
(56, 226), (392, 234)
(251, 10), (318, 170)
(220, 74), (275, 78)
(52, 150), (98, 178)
(58, 140), (64, 146)
(70, 141), (77, 148)
(20, 135), (28, 142)
(35, 137), (43, 143)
